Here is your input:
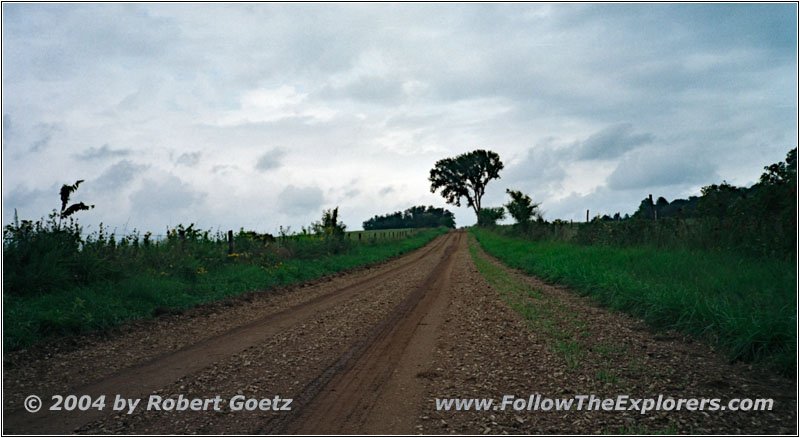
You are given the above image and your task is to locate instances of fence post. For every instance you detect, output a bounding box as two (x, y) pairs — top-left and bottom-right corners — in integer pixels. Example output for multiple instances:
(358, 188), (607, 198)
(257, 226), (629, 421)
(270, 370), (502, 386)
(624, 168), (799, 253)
(358, 232), (362, 241)
(227, 230), (234, 254)
(586, 210), (589, 222)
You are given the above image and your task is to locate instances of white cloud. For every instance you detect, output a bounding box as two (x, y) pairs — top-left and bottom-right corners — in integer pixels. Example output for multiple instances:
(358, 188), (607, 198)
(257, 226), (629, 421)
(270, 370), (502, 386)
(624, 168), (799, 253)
(217, 85), (337, 126)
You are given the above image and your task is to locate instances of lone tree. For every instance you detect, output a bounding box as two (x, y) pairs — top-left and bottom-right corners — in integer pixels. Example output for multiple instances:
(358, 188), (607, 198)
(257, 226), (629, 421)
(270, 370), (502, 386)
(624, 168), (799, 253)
(428, 149), (503, 222)
(504, 189), (541, 225)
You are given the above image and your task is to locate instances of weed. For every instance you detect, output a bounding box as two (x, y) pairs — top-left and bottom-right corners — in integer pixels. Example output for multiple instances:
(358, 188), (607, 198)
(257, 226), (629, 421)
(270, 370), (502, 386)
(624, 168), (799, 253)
(555, 340), (584, 370)
(595, 368), (619, 384)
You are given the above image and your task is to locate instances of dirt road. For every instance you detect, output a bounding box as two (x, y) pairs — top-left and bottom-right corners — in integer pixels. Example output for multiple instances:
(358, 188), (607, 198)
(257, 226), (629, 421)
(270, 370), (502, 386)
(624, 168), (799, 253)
(3, 230), (796, 434)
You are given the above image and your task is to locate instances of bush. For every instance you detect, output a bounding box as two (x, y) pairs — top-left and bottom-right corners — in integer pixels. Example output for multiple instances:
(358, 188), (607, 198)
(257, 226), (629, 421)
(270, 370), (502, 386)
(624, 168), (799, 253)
(504, 189), (541, 226)
(477, 207), (506, 227)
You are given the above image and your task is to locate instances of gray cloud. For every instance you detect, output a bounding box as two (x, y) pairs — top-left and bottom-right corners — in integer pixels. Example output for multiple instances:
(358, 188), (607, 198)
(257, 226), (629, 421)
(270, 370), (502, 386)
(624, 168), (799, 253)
(504, 142), (569, 191)
(378, 186), (394, 196)
(321, 76), (405, 104)
(175, 151), (201, 167)
(278, 185), (325, 216)
(94, 160), (149, 189)
(255, 148), (286, 172)
(29, 123), (60, 152)
(3, 184), (54, 212)
(575, 123), (654, 160)
(606, 147), (719, 190)
(129, 175), (205, 212)
(2, 4), (181, 81)
(2, 114), (12, 139)
(75, 144), (131, 160)
(212, 164), (239, 174)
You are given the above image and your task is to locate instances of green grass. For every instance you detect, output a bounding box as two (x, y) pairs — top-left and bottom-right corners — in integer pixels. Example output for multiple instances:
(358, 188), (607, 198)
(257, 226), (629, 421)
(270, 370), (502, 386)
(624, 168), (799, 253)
(467, 237), (587, 370)
(472, 227), (796, 374)
(596, 367), (619, 384)
(4, 228), (447, 351)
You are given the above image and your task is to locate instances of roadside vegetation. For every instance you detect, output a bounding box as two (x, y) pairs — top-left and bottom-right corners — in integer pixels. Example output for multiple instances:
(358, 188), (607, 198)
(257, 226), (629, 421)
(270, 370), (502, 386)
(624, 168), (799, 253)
(3, 198), (447, 350)
(468, 236), (681, 434)
(448, 147), (796, 374)
(498, 148), (797, 260)
(472, 228), (795, 374)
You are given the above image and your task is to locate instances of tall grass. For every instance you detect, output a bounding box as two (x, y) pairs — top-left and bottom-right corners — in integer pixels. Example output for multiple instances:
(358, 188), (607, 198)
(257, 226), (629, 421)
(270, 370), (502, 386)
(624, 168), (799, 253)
(472, 227), (796, 374)
(3, 216), (447, 350)
(499, 216), (795, 261)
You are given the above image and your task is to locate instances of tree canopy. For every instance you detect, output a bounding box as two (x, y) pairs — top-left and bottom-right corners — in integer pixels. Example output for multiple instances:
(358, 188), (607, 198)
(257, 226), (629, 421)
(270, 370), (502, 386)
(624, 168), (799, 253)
(363, 205), (455, 230)
(428, 149), (503, 221)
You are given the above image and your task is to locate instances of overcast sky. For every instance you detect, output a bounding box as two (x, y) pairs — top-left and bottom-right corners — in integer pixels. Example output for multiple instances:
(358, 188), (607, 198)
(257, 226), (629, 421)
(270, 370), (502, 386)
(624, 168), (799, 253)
(2, 3), (797, 235)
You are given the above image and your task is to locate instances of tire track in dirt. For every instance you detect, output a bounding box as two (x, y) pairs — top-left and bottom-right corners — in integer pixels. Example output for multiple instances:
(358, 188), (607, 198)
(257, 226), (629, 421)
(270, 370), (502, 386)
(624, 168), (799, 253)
(3, 233), (452, 435)
(264, 231), (463, 434)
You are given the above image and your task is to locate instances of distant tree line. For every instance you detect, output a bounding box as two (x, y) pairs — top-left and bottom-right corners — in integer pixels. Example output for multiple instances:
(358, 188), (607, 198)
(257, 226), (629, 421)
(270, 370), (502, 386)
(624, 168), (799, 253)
(362, 205), (455, 230)
(588, 148), (797, 226)
(510, 148), (796, 259)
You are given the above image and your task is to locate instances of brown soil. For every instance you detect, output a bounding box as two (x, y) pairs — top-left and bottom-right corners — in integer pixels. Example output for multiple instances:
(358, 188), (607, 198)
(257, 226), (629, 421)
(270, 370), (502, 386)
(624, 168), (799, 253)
(2, 230), (796, 434)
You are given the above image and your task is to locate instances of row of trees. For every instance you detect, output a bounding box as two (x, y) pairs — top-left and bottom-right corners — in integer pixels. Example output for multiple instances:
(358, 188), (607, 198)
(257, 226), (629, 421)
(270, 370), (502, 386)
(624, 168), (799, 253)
(362, 205), (455, 230)
(633, 149), (796, 222)
(586, 148), (797, 225)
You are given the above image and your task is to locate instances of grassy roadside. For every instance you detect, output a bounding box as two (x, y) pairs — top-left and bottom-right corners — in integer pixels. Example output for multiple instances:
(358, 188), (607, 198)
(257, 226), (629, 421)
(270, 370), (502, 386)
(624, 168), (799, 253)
(467, 237), (584, 370)
(467, 236), (679, 434)
(471, 227), (796, 374)
(4, 228), (447, 351)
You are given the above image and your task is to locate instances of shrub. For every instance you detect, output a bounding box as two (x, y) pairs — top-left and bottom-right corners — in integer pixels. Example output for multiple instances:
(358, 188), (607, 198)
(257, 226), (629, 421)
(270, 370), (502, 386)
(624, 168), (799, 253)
(477, 207), (506, 227)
